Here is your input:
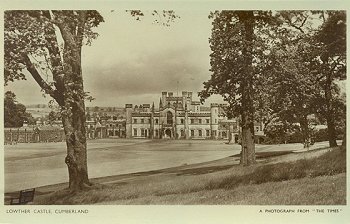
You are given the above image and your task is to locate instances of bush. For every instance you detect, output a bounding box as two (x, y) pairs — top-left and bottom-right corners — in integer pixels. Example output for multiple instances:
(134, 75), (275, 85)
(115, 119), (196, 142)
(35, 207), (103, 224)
(313, 129), (329, 142)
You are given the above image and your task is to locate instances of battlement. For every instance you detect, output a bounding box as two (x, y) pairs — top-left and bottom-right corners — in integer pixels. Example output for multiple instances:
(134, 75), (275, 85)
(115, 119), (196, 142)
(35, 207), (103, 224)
(125, 104), (133, 108)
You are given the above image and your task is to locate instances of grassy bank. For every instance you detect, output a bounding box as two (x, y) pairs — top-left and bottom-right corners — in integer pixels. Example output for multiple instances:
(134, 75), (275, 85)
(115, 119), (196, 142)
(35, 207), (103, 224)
(34, 147), (346, 205)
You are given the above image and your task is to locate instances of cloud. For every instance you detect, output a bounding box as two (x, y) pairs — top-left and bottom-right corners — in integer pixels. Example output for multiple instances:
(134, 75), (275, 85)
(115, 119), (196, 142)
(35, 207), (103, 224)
(7, 10), (218, 107)
(83, 45), (211, 104)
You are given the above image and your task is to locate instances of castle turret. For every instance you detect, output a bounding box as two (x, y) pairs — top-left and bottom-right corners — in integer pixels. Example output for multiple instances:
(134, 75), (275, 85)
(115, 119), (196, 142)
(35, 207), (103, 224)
(150, 102), (155, 139)
(159, 97), (163, 109)
(187, 92), (193, 109)
(184, 103), (189, 139)
(182, 91), (187, 109)
(143, 104), (150, 112)
(161, 92), (167, 107)
(210, 103), (219, 139)
(125, 104), (133, 138)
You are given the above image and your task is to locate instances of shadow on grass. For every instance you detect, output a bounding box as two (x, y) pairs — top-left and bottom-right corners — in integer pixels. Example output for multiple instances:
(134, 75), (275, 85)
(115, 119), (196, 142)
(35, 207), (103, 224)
(206, 148), (346, 190)
(232, 150), (294, 159)
(176, 165), (234, 176)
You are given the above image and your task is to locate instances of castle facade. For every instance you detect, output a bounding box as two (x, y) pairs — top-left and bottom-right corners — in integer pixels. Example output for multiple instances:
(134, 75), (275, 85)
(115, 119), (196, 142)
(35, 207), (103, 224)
(125, 91), (240, 140)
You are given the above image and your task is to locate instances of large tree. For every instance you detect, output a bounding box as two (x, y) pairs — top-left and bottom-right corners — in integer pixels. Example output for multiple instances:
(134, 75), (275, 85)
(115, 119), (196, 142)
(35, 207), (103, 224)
(312, 11), (346, 147)
(267, 39), (318, 147)
(265, 11), (346, 148)
(5, 10), (178, 191)
(200, 11), (278, 165)
(5, 10), (104, 191)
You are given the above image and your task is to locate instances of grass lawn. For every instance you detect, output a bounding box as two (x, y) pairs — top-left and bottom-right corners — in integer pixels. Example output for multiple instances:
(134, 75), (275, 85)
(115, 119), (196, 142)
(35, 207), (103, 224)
(32, 147), (346, 205)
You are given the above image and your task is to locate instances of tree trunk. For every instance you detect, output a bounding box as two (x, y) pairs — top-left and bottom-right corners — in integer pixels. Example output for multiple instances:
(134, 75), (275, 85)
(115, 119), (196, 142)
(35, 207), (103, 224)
(324, 74), (338, 147)
(240, 109), (256, 165)
(341, 131), (346, 150)
(62, 103), (90, 191)
(57, 11), (91, 191)
(228, 124), (234, 144)
(239, 11), (256, 166)
(299, 115), (310, 148)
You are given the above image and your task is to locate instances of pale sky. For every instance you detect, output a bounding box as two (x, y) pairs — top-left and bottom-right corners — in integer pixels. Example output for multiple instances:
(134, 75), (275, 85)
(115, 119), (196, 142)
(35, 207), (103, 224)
(5, 10), (225, 107)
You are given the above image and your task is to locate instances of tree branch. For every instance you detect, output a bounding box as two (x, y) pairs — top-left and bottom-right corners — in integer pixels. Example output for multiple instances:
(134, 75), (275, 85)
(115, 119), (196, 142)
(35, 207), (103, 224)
(23, 54), (64, 106)
(30, 10), (66, 99)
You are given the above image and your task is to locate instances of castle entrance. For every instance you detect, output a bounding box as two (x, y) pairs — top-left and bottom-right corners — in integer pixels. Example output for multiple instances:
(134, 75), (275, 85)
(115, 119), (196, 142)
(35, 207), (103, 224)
(165, 129), (172, 138)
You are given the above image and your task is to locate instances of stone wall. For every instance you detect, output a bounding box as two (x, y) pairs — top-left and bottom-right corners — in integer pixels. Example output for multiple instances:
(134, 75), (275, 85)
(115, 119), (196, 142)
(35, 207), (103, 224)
(4, 128), (65, 144)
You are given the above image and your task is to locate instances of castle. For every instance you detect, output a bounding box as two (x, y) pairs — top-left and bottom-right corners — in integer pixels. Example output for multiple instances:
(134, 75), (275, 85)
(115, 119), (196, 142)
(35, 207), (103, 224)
(5, 91), (265, 144)
(124, 91), (240, 140)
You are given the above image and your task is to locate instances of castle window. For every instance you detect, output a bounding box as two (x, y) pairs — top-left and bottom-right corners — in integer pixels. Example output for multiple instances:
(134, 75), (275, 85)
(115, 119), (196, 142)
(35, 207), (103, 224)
(222, 131), (227, 138)
(155, 130), (159, 137)
(190, 119), (194, 124)
(167, 111), (173, 124)
(206, 130), (210, 137)
(181, 119), (184, 124)
(155, 119), (158, 124)
(198, 130), (202, 137)
(256, 126), (260, 132)
(141, 128), (145, 136)
(133, 119), (137, 123)
(141, 119), (144, 124)
(191, 130), (194, 136)
(133, 128), (137, 136)
(206, 119), (210, 124)
(181, 129), (185, 137)
(199, 119), (202, 124)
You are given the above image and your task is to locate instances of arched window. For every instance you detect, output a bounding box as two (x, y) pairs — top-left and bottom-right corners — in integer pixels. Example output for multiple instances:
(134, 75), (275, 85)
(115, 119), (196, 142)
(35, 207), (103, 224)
(167, 111), (173, 124)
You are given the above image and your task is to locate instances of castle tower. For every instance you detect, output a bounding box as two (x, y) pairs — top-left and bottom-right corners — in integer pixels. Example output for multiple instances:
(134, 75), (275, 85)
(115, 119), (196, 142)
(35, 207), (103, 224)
(143, 104), (150, 112)
(184, 103), (189, 139)
(210, 103), (219, 139)
(159, 97), (163, 109)
(150, 102), (155, 139)
(182, 91), (187, 107)
(125, 104), (133, 138)
(161, 92), (167, 107)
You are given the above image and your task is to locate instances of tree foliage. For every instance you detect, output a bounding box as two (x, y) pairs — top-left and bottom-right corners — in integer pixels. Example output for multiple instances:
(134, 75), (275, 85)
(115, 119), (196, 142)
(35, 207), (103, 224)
(200, 11), (281, 165)
(4, 91), (35, 127)
(312, 11), (346, 147)
(201, 10), (346, 161)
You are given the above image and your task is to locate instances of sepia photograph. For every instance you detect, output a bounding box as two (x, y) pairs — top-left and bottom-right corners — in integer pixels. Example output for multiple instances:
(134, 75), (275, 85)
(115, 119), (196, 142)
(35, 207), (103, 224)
(1, 2), (348, 224)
